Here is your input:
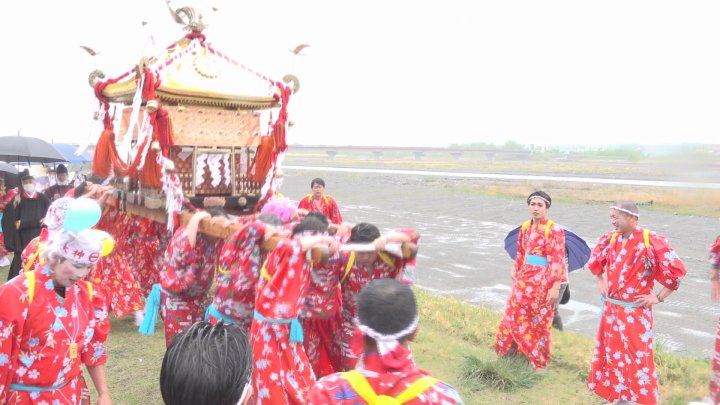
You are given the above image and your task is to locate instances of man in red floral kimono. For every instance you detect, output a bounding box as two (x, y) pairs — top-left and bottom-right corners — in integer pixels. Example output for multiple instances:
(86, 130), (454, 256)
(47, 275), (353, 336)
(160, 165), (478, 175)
(0, 229), (111, 404)
(307, 278), (464, 404)
(587, 200), (686, 405)
(706, 236), (720, 404)
(335, 224), (412, 371)
(496, 191), (566, 369)
(141, 210), (221, 347)
(297, 178), (343, 225)
(207, 215), (280, 328)
(251, 215), (335, 404)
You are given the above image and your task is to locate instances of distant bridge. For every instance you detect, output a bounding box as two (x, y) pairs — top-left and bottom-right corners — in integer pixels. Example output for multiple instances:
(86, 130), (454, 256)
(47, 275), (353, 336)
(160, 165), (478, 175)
(287, 145), (531, 161)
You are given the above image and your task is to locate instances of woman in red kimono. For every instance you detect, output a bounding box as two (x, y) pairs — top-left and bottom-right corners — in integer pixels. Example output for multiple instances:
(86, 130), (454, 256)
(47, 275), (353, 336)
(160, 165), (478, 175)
(587, 201), (686, 405)
(297, 178), (343, 225)
(706, 236), (720, 404)
(495, 191), (567, 369)
(0, 229), (111, 404)
(251, 215), (335, 404)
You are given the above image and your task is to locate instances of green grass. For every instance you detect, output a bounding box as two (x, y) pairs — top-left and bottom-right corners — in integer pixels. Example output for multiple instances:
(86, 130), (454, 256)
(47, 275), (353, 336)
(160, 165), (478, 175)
(0, 265), (711, 404)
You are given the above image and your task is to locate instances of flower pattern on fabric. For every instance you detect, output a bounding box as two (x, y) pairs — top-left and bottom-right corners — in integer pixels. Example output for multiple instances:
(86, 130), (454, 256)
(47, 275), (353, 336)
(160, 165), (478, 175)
(298, 195), (343, 225)
(91, 209), (144, 318)
(160, 227), (219, 347)
(495, 219), (566, 369)
(208, 221), (267, 329)
(251, 240), (316, 405)
(586, 227), (686, 405)
(0, 270), (109, 404)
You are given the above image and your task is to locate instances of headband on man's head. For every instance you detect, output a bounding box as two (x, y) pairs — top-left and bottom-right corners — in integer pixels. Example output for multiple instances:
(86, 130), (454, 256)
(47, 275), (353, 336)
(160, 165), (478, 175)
(356, 315), (419, 356)
(610, 205), (639, 218)
(527, 195), (551, 206)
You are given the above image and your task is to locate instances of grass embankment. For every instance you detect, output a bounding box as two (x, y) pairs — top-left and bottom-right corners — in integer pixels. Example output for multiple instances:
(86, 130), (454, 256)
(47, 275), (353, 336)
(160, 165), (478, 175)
(434, 179), (720, 218)
(0, 265), (710, 404)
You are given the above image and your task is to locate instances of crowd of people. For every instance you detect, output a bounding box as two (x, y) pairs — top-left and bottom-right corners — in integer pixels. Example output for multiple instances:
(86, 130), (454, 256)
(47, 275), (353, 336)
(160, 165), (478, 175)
(0, 171), (719, 405)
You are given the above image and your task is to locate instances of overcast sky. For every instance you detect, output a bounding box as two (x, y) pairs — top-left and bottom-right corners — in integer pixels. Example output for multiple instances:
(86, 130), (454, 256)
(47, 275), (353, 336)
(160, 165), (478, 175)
(2, 0), (719, 147)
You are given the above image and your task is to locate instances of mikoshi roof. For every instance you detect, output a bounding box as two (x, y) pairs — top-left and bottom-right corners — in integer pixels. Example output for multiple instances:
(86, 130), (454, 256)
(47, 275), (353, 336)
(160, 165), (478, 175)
(99, 33), (282, 110)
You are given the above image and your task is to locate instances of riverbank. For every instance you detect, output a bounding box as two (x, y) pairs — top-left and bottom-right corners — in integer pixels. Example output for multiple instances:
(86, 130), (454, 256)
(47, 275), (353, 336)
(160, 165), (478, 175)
(0, 264), (708, 404)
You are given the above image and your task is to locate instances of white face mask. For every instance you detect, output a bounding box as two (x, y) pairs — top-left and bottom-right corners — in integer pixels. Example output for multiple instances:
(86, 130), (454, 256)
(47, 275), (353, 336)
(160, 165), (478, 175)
(23, 184), (35, 194)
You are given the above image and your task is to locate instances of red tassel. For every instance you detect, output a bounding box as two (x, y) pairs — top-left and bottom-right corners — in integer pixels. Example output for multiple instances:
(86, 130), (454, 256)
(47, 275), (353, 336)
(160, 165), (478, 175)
(155, 107), (174, 157)
(93, 126), (115, 177)
(249, 137), (275, 183)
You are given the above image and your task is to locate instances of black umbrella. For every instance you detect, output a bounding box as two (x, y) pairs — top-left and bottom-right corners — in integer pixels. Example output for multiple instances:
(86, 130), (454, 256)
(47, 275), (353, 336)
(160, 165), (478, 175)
(0, 136), (66, 163)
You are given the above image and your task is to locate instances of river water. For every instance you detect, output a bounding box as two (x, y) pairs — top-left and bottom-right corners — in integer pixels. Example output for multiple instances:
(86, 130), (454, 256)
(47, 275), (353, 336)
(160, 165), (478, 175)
(282, 165), (720, 358)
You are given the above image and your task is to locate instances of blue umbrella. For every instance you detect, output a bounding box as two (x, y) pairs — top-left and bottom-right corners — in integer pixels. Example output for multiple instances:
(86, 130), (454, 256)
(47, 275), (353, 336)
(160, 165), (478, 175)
(52, 143), (92, 164)
(504, 224), (591, 272)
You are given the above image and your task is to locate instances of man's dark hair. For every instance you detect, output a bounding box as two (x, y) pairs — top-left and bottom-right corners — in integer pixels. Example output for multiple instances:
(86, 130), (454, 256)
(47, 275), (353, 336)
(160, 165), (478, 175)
(292, 214), (329, 236)
(310, 177), (325, 188)
(527, 190), (552, 208)
(160, 321), (252, 405)
(57, 164), (68, 174)
(350, 223), (381, 244)
(305, 211), (329, 227)
(358, 279), (417, 343)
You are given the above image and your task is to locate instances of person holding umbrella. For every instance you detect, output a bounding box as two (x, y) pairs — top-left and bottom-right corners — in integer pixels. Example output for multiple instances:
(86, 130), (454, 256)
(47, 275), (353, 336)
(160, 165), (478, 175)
(495, 190), (567, 369)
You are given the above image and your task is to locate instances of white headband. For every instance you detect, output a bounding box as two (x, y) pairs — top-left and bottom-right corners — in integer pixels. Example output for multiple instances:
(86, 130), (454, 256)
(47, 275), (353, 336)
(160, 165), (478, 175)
(610, 206), (639, 218)
(356, 315), (419, 355)
(235, 381), (251, 405)
(528, 196), (550, 206)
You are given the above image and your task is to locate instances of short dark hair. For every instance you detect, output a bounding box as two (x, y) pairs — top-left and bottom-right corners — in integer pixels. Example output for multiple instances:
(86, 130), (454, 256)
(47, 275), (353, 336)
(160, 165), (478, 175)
(350, 223), (381, 244)
(527, 190), (552, 208)
(311, 178), (325, 188)
(305, 211), (329, 227)
(292, 214), (329, 236)
(358, 279), (417, 342)
(57, 164), (68, 174)
(160, 321), (252, 405)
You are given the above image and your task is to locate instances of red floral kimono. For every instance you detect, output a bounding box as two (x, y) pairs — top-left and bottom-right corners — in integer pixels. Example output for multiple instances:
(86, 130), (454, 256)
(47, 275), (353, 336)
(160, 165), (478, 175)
(301, 256), (344, 378)
(20, 229), (48, 275)
(93, 210), (144, 318)
(586, 227), (686, 405)
(160, 227), (218, 347)
(495, 218), (567, 369)
(335, 251), (407, 370)
(207, 221), (268, 329)
(708, 236), (720, 404)
(298, 194), (343, 225)
(0, 268), (110, 404)
(123, 216), (163, 297)
(251, 239), (316, 404)
(306, 345), (464, 404)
